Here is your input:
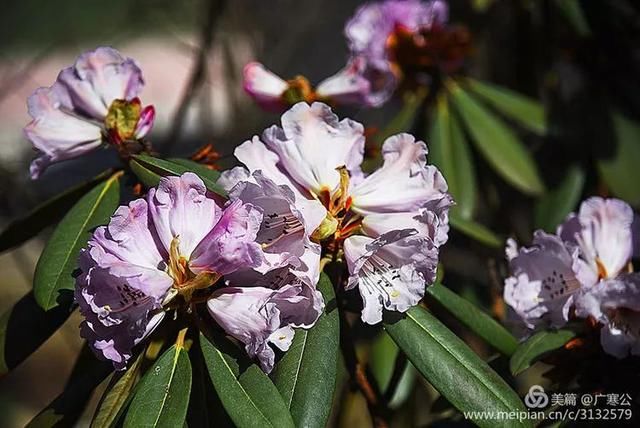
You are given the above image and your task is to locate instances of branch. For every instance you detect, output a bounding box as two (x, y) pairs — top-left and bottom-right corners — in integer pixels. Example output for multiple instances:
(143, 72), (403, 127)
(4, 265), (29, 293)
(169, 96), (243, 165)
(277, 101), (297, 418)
(164, 0), (227, 153)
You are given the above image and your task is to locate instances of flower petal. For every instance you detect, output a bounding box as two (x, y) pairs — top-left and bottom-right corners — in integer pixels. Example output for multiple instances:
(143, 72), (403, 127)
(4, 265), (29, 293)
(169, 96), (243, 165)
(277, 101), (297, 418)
(344, 229), (437, 324)
(504, 231), (580, 330)
(261, 102), (365, 195)
(243, 62), (288, 111)
(350, 133), (448, 214)
(558, 197), (634, 282)
(147, 173), (222, 259)
(189, 199), (264, 275)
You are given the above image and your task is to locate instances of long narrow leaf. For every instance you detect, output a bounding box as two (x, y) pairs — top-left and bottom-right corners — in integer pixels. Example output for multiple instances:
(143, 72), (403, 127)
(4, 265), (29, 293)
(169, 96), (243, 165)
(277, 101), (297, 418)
(384, 306), (530, 427)
(0, 292), (73, 376)
(449, 214), (503, 249)
(200, 332), (295, 428)
(447, 79), (545, 195)
(510, 330), (576, 376)
(429, 95), (477, 218)
(123, 343), (192, 427)
(597, 113), (640, 208)
(534, 165), (585, 231)
(130, 154), (226, 196)
(91, 352), (144, 428)
(0, 170), (112, 254)
(465, 78), (546, 135)
(271, 273), (339, 428)
(426, 283), (518, 356)
(33, 172), (121, 311)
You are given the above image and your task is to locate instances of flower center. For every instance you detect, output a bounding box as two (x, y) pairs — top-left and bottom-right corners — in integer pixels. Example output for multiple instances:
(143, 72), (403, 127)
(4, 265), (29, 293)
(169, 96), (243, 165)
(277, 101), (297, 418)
(312, 166), (362, 242)
(168, 236), (220, 301)
(105, 98), (143, 144)
(282, 76), (317, 105)
(385, 24), (472, 78)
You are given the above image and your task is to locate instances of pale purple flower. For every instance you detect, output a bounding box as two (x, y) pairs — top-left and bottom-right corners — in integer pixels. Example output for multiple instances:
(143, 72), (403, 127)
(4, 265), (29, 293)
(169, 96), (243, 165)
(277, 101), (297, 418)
(558, 197), (635, 287)
(24, 47), (154, 179)
(574, 274), (640, 358)
(349, 133), (449, 216)
(227, 101), (451, 323)
(344, 229), (438, 324)
(76, 173), (263, 368)
(207, 266), (324, 372)
(503, 232), (582, 330)
(344, 0), (449, 103)
(222, 169), (322, 283)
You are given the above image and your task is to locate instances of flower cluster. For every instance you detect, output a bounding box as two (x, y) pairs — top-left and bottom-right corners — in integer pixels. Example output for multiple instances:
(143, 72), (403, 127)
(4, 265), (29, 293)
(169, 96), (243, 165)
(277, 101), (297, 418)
(24, 47), (450, 372)
(505, 197), (640, 358)
(24, 47), (155, 179)
(219, 101), (452, 324)
(244, 0), (471, 111)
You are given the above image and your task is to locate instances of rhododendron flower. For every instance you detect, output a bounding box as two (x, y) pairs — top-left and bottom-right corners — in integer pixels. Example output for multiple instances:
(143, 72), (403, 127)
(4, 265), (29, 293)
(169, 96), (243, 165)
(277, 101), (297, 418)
(344, 0), (450, 102)
(24, 47), (155, 179)
(504, 197), (640, 357)
(222, 101), (451, 324)
(207, 266), (323, 372)
(221, 169), (322, 283)
(243, 59), (377, 111)
(76, 173), (263, 368)
(504, 232), (581, 330)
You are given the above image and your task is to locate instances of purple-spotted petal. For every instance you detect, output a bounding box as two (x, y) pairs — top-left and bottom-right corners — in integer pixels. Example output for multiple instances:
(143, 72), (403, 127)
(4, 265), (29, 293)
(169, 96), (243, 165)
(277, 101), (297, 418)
(504, 231), (581, 330)
(344, 229), (438, 324)
(228, 171), (320, 273)
(350, 133), (448, 214)
(85, 199), (173, 300)
(75, 255), (164, 370)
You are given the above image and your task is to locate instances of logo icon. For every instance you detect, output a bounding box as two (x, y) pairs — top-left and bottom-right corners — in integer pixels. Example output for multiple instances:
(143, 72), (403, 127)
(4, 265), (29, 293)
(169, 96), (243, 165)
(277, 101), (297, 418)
(524, 385), (549, 409)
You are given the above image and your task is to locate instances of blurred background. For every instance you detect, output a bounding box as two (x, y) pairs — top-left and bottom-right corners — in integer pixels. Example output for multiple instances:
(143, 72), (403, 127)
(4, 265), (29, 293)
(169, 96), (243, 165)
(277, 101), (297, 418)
(1, 0), (640, 426)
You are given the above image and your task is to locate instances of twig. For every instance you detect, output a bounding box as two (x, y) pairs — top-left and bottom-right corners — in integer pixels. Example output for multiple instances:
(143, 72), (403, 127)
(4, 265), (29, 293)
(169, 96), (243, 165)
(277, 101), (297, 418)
(164, 0), (227, 153)
(338, 301), (390, 428)
(383, 350), (408, 403)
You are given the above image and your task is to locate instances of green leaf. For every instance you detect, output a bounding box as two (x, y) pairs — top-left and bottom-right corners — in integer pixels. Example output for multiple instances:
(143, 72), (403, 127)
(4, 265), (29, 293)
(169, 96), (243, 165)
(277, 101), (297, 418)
(0, 292), (73, 376)
(449, 214), (503, 249)
(200, 332), (295, 428)
(384, 306), (530, 427)
(92, 353), (144, 428)
(429, 94), (477, 219)
(27, 345), (112, 427)
(534, 165), (585, 232)
(130, 154), (226, 196)
(33, 172), (121, 311)
(271, 273), (339, 428)
(465, 78), (547, 135)
(509, 330), (576, 376)
(369, 331), (416, 409)
(554, 0), (591, 37)
(598, 113), (640, 208)
(426, 283), (518, 356)
(447, 79), (545, 195)
(0, 170), (112, 254)
(124, 343), (192, 428)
